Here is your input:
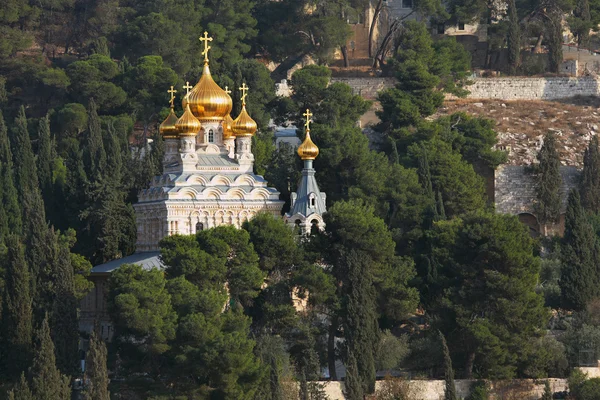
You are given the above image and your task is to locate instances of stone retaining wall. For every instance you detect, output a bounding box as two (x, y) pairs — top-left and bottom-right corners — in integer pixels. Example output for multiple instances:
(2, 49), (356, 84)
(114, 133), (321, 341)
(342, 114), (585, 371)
(495, 165), (580, 215)
(330, 77), (397, 99)
(457, 77), (600, 100)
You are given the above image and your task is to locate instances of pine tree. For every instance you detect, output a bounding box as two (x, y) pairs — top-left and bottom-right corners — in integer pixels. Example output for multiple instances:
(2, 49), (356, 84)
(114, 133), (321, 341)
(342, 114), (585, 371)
(83, 332), (110, 400)
(581, 136), (600, 212)
(560, 190), (600, 310)
(0, 110), (21, 241)
(48, 229), (79, 375)
(535, 131), (562, 231)
(30, 315), (72, 400)
(10, 107), (47, 285)
(8, 373), (33, 400)
(507, 0), (521, 74)
(82, 99), (107, 180)
(1, 236), (33, 379)
(574, 0), (592, 47)
(440, 331), (457, 400)
(343, 250), (379, 399)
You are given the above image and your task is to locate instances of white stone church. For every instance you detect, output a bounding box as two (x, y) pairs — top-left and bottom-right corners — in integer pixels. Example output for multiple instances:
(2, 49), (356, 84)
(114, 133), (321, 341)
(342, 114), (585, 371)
(79, 34), (326, 338)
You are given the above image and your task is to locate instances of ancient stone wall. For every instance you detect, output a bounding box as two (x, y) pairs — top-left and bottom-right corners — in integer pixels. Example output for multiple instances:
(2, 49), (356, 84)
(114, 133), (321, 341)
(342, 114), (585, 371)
(455, 77), (600, 100)
(495, 165), (580, 216)
(315, 378), (568, 400)
(330, 77), (396, 99)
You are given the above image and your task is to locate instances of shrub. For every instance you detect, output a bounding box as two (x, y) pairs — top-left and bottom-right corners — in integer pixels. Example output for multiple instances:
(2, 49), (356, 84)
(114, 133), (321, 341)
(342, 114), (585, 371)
(466, 381), (489, 400)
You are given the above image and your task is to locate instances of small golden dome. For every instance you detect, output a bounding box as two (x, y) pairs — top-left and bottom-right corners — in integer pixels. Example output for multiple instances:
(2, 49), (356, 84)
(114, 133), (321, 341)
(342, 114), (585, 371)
(159, 107), (180, 139)
(223, 113), (234, 139)
(175, 104), (202, 136)
(232, 105), (257, 137)
(182, 63), (233, 122)
(298, 130), (319, 160)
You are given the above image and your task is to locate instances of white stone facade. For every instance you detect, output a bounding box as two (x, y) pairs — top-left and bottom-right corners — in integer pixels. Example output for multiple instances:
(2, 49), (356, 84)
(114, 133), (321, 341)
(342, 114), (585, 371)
(135, 145), (284, 251)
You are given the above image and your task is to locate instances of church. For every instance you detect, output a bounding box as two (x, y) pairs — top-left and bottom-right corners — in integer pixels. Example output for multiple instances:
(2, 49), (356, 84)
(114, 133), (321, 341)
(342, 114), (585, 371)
(79, 33), (327, 338)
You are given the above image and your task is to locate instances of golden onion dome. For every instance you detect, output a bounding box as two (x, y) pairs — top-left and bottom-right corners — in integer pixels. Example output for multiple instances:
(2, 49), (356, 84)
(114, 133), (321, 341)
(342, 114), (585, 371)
(182, 63), (233, 122)
(298, 130), (319, 160)
(223, 113), (234, 139)
(175, 104), (202, 136)
(159, 107), (180, 139)
(232, 105), (257, 137)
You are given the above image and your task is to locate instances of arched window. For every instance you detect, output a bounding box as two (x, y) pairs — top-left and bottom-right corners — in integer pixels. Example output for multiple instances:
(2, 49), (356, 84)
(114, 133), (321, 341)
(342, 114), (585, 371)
(196, 222), (204, 233)
(309, 193), (316, 208)
(310, 219), (320, 235)
(208, 129), (214, 143)
(295, 219), (301, 227)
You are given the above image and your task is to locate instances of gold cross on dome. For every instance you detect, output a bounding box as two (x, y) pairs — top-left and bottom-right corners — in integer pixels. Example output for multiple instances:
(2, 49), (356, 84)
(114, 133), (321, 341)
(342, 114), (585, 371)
(200, 31), (213, 63)
(167, 86), (177, 107)
(239, 83), (249, 105)
(303, 109), (313, 131)
(224, 86), (232, 95)
(183, 81), (193, 98)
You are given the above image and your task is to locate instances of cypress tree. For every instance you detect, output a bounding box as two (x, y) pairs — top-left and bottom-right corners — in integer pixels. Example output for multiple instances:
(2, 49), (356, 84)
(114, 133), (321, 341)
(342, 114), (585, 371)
(535, 131), (562, 232)
(82, 99), (106, 180)
(440, 331), (457, 400)
(541, 380), (552, 400)
(343, 250), (378, 400)
(1, 236), (33, 379)
(560, 190), (600, 310)
(507, 0), (521, 74)
(0, 110), (21, 241)
(30, 315), (72, 400)
(581, 136), (600, 212)
(547, 13), (563, 73)
(418, 149), (433, 199)
(83, 332), (110, 400)
(104, 121), (122, 179)
(10, 107), (47, 283)
(36, 115), (54, 203)
(436, 190), (446, 221)
(48, 229), (79, 375)
(8, 373), (33, 400)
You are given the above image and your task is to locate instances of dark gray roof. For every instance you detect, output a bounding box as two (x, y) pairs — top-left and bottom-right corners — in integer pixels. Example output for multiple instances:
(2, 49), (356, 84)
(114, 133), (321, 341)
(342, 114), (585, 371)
(92, 252), (162, 274)
(288, 164), (326, 218)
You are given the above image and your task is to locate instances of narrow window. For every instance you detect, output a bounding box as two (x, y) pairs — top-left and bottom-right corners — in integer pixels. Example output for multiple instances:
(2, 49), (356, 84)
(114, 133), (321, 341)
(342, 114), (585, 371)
(208, 129), (214, 143)
(458, 22), (465, 31)
(311, 197), (315, 207)
(196, 222), (204, 232)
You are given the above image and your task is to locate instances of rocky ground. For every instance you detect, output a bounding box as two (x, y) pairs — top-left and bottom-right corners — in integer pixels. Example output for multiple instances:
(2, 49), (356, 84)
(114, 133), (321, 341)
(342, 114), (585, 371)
(435, 97), (600, 167)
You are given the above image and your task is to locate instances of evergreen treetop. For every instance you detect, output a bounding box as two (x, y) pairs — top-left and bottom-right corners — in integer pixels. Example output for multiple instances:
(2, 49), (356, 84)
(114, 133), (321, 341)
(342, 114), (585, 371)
(535, 131), (562, 227)
(560, 189), (600, 310)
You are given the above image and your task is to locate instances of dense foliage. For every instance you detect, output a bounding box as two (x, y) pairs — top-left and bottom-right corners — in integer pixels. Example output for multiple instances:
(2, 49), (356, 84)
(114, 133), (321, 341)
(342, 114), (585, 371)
(1, 1), (597, 399)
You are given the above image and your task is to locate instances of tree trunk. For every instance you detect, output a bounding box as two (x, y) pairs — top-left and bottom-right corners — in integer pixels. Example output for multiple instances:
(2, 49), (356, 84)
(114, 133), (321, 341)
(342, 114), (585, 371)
(341, 45), (350, 67)
(328, 317), (338, 381)
(368, 0), (384, 58)
(465, 351), (475, 379)
(533, 33), (544, 53)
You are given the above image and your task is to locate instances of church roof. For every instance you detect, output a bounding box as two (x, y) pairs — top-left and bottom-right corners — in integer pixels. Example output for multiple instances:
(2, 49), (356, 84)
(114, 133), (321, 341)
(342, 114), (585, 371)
(92, 252), (162, 274)
(288, 166), (327, 219)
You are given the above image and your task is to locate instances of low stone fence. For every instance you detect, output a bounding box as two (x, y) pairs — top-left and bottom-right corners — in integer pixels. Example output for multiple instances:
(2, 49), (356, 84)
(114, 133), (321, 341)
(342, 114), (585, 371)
(315, 378), (568, 400)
